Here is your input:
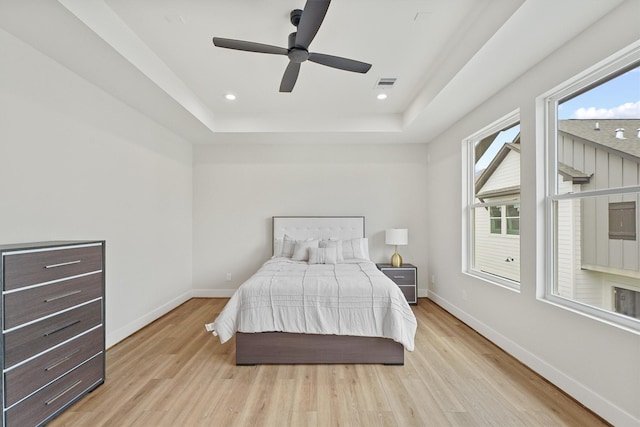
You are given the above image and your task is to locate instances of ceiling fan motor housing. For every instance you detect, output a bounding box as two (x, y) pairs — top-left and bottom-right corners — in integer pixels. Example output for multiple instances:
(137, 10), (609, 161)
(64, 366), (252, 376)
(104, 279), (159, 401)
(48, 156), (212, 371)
(287, 32), (309, 63)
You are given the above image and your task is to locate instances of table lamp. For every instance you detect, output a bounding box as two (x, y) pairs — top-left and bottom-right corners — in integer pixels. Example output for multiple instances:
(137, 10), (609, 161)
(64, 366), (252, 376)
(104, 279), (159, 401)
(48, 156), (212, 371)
(385, 228), (408, 267)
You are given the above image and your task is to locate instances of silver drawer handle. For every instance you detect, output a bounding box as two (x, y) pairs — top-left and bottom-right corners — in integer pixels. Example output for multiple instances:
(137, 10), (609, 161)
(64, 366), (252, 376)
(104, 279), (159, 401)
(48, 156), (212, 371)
(393, 275), (405, 279)
(45, 349), (81, 372)
(45, 290), (82, 303)
(45, 380), (82, 406)
(44, 320), (81, 337)
(44, 260), (81, 269)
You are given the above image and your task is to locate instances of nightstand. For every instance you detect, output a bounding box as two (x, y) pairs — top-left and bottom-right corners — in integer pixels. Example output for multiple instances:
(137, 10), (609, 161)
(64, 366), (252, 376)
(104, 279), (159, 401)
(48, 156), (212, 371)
(377, 263), (417, 305)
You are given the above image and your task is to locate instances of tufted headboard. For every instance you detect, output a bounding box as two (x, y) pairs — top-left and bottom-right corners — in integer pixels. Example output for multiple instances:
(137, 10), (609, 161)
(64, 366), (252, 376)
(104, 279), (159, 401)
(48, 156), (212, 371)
(272, 216), (365, 254)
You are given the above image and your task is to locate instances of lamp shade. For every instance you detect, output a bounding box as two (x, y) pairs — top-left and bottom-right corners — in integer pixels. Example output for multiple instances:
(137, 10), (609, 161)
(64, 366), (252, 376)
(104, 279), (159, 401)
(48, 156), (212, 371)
(385, 228), (408, 246)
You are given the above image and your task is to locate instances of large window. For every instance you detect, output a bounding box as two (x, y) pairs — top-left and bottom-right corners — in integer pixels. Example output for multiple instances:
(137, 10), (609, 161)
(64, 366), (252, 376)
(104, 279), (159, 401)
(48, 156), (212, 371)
(543, 44), (640, 331)
(465, 111), (521, 288)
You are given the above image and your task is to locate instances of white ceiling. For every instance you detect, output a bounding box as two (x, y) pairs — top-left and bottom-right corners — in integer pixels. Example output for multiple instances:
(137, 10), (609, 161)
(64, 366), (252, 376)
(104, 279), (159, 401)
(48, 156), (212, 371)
(0, 0), (626, 144)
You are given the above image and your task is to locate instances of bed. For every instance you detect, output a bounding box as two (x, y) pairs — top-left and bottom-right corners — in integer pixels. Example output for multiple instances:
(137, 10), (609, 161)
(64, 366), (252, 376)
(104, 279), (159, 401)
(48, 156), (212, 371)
(206, 216), (417, 365)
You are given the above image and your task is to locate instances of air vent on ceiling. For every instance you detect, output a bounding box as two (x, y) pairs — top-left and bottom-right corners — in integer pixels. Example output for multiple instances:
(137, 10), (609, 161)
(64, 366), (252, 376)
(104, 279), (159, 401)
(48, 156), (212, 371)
(376, 78), (397, 88)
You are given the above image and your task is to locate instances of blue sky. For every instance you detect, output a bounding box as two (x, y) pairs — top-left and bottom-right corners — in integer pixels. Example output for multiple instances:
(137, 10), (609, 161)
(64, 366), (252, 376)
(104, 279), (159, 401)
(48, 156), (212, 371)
(558, 65), (640, 120)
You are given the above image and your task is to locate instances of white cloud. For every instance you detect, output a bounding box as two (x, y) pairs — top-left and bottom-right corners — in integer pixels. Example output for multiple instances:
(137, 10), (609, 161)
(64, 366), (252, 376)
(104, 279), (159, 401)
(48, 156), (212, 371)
(572, 101), (640, 119)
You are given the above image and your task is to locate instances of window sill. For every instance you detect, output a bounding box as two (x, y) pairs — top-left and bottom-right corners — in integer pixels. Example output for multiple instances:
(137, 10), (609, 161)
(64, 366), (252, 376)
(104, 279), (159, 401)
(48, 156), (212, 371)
(464, 269), (521, 293)
(539, 294), (640, 335)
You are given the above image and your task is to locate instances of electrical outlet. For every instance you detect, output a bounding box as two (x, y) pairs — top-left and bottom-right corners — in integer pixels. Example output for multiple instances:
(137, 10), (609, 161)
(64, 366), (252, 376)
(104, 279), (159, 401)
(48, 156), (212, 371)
(431, 274), (436, 284)
(462, 290), (468, 301)
(226, 273), (232, 281)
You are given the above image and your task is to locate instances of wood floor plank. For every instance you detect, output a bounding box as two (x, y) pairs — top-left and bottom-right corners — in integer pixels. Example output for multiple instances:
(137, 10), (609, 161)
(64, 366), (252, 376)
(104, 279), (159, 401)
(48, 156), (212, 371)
(48, 298), (610, 427)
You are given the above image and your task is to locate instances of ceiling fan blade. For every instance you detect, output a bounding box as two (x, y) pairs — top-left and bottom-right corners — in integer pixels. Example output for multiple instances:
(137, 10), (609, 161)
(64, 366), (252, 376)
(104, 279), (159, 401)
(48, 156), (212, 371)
(308, 53), (372, 73)
(280, 61), (301, 92)
(295, 0), (331, 48)
(212, 37), (288, 55)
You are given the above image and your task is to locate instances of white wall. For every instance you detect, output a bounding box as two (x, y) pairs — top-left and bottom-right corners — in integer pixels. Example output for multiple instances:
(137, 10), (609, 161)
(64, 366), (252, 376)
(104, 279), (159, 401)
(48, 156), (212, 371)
(192, 143), (429, 299)
(0, 29), (193, 348)
(425, 1), (640, 425)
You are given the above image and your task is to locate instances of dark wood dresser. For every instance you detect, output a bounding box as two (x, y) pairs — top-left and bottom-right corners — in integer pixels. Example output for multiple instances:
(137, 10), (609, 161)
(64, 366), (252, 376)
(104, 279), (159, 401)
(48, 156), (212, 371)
(0, 241), (105, 426)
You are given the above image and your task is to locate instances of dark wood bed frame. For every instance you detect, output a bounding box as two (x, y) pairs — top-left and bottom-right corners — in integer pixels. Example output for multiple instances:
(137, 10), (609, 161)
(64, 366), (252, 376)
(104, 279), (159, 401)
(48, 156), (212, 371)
(236, 332), (404, 365)
(234, 216), (406, 365)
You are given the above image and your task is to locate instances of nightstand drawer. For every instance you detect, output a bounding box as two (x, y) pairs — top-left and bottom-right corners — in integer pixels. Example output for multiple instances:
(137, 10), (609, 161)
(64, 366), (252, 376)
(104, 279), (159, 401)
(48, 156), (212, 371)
(4, 273), (103, 330)
(4, 327), (104, 407)
(3, 244), (103, 291)
(5, 355), (104, 427)
(398, 286), (417, 303)
(4, 300), (102, 368)
(380, 269), (416, 286)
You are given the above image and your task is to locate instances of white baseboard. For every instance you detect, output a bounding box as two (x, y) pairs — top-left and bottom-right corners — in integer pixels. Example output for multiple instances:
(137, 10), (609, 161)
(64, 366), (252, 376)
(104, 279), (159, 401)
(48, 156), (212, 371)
(191, 288), (235, 298)
(427, 290), (638, 427)
(106, 290), (192, 348)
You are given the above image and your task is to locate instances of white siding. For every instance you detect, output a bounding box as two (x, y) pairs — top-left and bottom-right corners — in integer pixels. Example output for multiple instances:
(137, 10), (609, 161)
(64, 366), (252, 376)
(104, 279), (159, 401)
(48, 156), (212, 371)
(479, 150), (521, 193)
(556, 180), (575, 298)
(474, 205), (520, 282)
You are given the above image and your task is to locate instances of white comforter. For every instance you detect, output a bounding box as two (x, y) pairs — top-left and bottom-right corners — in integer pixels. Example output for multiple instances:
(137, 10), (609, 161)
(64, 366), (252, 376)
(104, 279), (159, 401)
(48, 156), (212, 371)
(206, 258), (417, 351)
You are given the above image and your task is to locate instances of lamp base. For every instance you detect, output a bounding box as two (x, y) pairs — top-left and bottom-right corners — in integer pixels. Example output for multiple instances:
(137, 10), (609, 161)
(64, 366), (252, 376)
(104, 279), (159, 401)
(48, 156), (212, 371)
(391, 252), (403, 267)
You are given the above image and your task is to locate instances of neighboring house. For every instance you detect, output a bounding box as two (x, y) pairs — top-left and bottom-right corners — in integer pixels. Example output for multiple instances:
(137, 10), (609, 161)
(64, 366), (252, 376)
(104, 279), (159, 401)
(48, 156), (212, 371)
(474, 136), (521, 282)
(475, 119), (640, 319)
(557, 119), (640, 319)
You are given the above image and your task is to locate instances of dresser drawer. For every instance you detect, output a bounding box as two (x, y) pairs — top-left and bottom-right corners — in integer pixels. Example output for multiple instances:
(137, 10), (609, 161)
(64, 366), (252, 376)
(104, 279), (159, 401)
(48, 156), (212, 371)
(5, 355), (104, 427)
(4, 273), (103, 330)
(4, 300), (102, 368)
(381, 269), (416, 286)
(3, 244), (103, 291)
(4, 327), (104, 407)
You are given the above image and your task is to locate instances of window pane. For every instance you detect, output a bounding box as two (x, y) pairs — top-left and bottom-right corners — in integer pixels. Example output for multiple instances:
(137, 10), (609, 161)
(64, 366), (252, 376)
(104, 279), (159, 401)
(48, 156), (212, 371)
(554, 193), (640, 319)
(506, 204), (520, 217)
(467, 111), (520, 287)
(489, 206), (502, 234)
(506, 219), (519, 235)
(472, 206), (520, 282)
(556, 65), (640, 195)
(474, 123), (520, 176)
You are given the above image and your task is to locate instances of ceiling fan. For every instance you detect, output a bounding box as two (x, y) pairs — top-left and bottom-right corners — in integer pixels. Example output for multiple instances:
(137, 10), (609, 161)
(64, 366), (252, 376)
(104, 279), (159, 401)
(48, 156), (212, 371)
(212, 0), (372, 93)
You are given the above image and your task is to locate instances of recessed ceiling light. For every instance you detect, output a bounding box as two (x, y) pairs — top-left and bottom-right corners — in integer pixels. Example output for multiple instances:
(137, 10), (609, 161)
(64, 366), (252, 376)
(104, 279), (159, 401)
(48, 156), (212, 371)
(377, 93), (388, 100)
(225, 93), (237, 101)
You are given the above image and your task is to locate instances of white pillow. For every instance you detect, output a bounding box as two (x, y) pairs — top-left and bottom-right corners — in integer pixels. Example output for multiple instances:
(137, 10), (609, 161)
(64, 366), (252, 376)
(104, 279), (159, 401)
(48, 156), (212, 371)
(281, 235), (296, 258)
(341, 237), (370, 260)
(319, 239), (344, 262)
(292, 240), (319, 261)
(308, 247), (337, 264)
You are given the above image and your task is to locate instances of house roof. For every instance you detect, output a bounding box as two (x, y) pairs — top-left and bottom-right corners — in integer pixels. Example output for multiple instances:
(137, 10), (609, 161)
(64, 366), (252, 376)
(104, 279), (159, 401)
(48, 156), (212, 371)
(558, 163), (592, 184)
(558, 119), (640, 160)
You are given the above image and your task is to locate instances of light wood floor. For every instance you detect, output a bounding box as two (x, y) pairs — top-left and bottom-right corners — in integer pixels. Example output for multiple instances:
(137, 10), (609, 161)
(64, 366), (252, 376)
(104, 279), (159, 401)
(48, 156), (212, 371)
(50, 298), (609, 427)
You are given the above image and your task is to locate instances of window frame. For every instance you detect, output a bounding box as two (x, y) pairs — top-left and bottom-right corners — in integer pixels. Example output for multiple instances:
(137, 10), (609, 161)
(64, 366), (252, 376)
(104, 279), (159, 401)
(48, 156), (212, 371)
(541, 42), (640, 333)
(463, 109), (521, 291)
